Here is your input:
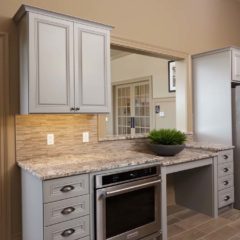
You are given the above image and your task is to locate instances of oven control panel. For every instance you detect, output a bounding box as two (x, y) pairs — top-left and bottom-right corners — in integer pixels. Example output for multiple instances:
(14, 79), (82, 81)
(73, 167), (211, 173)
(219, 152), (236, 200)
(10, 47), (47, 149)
(100, 166), (159, 187)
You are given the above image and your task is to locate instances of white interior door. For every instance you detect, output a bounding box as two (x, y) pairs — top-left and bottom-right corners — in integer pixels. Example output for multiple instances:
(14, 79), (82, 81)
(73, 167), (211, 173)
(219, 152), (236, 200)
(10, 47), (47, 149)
(115, 81), (151, 135)
(133, 81), (151, 134)
(115, 84), (132, 135)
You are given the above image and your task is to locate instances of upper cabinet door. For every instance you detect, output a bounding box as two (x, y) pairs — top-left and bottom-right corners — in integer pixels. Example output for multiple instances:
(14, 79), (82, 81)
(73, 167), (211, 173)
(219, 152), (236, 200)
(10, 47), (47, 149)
(28, 13), (75, 113)
(232, 49), (240, 82)
(74, 23), (111, 113)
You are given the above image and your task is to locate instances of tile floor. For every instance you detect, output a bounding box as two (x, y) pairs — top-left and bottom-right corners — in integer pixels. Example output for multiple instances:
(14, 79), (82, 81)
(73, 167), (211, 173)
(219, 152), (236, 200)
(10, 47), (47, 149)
(167, 205), (240, 240)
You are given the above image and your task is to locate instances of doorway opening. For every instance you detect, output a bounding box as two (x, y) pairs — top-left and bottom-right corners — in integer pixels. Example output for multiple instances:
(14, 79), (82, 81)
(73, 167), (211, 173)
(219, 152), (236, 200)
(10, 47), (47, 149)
(98, 39), (189, 139)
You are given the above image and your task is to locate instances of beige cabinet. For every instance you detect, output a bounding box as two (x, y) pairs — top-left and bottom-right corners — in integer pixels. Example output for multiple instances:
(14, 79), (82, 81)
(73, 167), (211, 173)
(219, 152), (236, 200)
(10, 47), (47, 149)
(15, 5), (112, 114)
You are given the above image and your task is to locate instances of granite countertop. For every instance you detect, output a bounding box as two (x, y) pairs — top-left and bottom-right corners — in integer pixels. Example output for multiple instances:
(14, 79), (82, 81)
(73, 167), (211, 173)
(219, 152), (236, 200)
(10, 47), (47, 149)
(17, 148), (218, 180)
(186, 141), (234, 152)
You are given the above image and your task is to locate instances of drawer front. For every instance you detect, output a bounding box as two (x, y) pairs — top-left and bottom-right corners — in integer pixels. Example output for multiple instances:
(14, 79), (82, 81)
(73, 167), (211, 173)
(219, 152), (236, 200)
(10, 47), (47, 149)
(218, 162), (233, 178)
(218, 187), (234, 208)
(218, 150), (233, 164)
(43, 174), (89, 203)
(78, 236), (90, 240)
(218, 175), (234, 191)
(44, 195), (90, 226)
(44, 215), (90, 240)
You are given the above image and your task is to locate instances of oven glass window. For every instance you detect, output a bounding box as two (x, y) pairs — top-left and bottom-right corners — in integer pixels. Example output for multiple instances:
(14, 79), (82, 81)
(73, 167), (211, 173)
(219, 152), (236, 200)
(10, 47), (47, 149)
(106, 186), (155, 238)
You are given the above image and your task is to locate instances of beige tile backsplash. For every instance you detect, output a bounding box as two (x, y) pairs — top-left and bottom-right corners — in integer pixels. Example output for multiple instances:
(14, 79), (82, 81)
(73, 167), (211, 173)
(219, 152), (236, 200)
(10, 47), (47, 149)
(15, 114), (98, 161)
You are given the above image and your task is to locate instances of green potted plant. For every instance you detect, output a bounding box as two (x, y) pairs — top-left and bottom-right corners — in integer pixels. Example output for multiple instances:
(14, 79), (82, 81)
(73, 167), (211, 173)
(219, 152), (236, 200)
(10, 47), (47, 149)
(148, 129), (186, 156)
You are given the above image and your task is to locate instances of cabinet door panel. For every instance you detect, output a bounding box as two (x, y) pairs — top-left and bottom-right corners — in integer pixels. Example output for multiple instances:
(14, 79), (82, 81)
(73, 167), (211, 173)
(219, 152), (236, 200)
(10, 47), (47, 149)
(82, 32), (105, 105)
(29, 13), (74, 113)
(74, 24), (110, 113)
(232, 49), (240, 82)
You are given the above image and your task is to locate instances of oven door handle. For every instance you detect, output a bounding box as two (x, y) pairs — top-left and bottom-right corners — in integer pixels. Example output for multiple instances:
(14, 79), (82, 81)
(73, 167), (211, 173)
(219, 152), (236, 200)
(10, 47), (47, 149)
(102, 179), (161, 198)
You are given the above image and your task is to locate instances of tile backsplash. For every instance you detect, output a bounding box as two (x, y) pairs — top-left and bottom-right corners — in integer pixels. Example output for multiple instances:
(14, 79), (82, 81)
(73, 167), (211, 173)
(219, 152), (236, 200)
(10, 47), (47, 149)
(16, 114), (98, 161)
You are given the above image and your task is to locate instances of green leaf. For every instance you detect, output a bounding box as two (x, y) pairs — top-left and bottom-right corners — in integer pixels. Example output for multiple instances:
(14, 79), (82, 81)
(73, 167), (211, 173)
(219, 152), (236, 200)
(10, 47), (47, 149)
(148, 129), (186, 145)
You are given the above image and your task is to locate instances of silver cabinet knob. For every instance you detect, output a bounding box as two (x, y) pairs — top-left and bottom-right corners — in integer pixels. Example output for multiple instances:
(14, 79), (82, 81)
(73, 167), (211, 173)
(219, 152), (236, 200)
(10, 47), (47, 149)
(61, 207), (75, 215)
(223, 168), (229, 172)
(61, 228), (75, 237)
(224, 195), (230, 201)
(60, 185), (74, 193)
(223, 180), (229, 185)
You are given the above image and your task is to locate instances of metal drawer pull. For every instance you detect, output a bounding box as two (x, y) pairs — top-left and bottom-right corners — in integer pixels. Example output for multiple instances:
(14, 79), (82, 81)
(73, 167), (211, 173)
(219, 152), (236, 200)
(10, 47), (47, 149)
(70, 107), (75, 111)
(60, 185), (75, 193)
(223, 168), (229, 172)
(61, 207), (75, 215)
(61, 228), (75, 237)
(223, 180), (229, 185)
(224, 195), (230, 201)
(75, 107), (80, 111)
(223, 155), (229, 160)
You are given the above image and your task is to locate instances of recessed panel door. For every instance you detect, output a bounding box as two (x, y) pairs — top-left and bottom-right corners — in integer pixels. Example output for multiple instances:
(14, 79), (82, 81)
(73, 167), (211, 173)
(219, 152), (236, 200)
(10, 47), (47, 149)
(29, 13), (74, 113)
(74, 23), (110, 113)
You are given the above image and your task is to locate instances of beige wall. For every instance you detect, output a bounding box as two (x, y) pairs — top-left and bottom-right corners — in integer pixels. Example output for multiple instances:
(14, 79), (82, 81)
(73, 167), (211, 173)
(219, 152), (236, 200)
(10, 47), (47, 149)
(1, 0), (240, 54)
(112, 54), (175, 98)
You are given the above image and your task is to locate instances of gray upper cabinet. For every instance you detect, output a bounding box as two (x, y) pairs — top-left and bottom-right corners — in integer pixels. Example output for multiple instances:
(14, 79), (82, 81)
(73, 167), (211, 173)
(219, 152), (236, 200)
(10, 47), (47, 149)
(28, 13), (75, 113)
(74, 23), (111, 113)
(14, 5), (112, 114)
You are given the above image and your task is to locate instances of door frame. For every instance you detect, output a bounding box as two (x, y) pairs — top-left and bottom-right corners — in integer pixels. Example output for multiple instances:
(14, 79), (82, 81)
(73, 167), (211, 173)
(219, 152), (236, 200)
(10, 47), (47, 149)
(113, 76), (153, 135)
(110, 36), (191, 133)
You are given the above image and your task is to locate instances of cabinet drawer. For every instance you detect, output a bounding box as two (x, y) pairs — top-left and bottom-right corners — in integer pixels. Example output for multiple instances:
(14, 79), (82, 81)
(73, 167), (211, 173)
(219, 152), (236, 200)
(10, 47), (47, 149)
(44, 215), (90, 240)
(218, 150), (233, 164)
(218, 187), (234, 208)
(43, 175), (89, 203)
(78, 236), (90, 240)
(44, 195), (90, 226)
(218, 175), (234, 191)
(218, 162), (233, 178)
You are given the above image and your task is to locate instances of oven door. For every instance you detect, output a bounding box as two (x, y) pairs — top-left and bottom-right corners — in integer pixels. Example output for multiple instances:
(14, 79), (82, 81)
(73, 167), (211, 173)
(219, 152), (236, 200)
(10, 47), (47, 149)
(95, 176), (161, 240)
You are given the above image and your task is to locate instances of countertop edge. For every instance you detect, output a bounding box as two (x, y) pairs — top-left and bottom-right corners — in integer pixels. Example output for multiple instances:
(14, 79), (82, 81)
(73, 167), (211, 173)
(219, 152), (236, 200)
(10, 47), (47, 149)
(17, 149), (218, 181)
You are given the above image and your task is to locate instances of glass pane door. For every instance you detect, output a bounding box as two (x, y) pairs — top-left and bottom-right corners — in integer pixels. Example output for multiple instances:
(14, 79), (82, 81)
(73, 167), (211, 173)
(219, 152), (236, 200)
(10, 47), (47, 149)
(134, 82), (150, 134)
(116, 85), (131, 135)
(115, 81), (150, 135)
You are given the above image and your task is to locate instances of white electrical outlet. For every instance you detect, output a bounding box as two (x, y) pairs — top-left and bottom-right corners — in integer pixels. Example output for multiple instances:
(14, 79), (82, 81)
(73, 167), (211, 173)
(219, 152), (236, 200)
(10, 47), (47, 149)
(47, 133), (54, 145)
(159, 112), (165, 117)
(83, 132), (89, 143)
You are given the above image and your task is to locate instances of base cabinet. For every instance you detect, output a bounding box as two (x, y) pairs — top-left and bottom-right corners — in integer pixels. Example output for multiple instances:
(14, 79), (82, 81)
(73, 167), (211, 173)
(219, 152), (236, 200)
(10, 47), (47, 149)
(15, 5), (112, 114)
(217, 149), (234, 210)
(21, 170), (91, 240)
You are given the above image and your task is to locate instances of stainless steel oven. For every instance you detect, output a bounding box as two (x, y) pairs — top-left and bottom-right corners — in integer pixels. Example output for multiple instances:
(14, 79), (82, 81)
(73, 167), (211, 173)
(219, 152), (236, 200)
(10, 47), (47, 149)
(95, 165), (161, 240)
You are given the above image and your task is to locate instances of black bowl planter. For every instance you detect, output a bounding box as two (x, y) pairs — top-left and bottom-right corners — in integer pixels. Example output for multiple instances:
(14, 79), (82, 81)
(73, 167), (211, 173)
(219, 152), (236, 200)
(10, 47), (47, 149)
(148, 143), (185, 156)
